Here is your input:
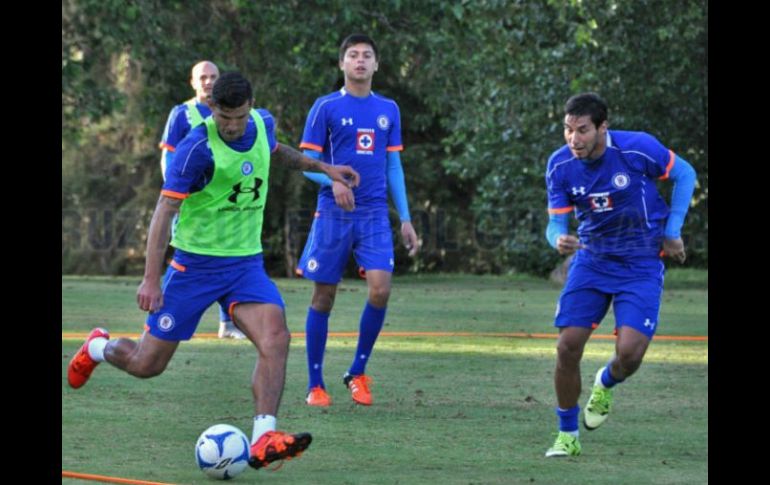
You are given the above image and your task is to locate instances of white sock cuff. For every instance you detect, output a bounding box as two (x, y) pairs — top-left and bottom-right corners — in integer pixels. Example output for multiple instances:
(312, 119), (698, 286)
(252, 414), (277, 444)
(87, 338), (108, 362)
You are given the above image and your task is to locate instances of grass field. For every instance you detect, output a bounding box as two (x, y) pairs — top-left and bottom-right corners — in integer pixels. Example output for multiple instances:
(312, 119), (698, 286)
(62, 271), (708, 484)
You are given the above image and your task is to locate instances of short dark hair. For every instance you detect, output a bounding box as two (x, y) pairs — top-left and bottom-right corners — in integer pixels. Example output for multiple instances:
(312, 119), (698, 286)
(564, 92), (608, 128)
(339, 33), (378, 61)
(211, 71), (252, 109)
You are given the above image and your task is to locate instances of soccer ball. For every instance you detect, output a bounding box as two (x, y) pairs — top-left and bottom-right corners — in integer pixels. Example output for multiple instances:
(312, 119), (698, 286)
(195, 424), (250, 480)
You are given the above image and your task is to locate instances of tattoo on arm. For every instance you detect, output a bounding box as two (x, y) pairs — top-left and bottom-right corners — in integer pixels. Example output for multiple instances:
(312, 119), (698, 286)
(273, 143), (320, 171)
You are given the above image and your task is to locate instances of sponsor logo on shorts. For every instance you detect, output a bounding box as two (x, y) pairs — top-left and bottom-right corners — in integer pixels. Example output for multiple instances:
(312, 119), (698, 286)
(307, 258), (319, 272)
(158, 313), (175, 332)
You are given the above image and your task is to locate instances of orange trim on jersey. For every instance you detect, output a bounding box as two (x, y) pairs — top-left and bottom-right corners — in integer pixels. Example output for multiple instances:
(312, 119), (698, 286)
(548, 206), (574, 215)
(169, 260), (186, 272)
(160, 190), (189, 200)
(658, 150), (675, 180)
(386, 145), (404, 152)
(300, 142), (323, 152)
(158, 142), (176, 152)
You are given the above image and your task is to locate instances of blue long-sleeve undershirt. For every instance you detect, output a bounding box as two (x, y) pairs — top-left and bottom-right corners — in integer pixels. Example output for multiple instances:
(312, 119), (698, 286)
(663, 155), (696, 239)
(302, 150), (411, 222)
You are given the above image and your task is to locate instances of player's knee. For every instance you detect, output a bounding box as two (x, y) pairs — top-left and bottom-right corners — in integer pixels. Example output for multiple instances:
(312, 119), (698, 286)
(311, 289), (336, 312)
(368, 286), (391, 307)
(556, 339), (583, 365)
(257, 324), (291, 355)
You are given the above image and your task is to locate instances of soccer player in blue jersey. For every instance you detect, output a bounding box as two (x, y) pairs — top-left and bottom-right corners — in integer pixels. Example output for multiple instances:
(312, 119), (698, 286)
(297, 34), (419, 407)
(68, 72), (360, 470)
(158, 60), (243, 340)
(543, 93), (697, 457)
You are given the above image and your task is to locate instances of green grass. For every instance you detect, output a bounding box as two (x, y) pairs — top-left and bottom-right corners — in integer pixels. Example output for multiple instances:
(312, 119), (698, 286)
(62, 271), (707, 484)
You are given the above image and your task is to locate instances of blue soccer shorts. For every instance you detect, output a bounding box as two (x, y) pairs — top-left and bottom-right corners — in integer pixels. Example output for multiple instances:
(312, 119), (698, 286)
(553, 253), (666, 339)
(297, 207), (394, 284)
(146, 254), (284, 341)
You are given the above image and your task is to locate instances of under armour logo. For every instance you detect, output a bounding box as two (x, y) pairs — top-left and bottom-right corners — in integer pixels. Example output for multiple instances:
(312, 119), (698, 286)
(571, 186), (586, 196)
(341, 117), (353, 126)
(228, 179), (263, 203)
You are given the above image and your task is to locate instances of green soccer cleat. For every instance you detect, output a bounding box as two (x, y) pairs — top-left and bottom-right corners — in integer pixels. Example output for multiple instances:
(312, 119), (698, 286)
(584, 367), (614, 430)
(545, 431), (582, 457)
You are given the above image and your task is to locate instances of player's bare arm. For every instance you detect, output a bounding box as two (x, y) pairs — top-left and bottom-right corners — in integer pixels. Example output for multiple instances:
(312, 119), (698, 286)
(137, 195), (182, 312)
(273, 143), (360, 188)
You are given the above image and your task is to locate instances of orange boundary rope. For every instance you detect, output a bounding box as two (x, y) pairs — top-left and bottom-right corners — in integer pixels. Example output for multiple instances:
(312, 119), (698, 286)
(62, 331), (707, 342)
(62, 470), (176, 485)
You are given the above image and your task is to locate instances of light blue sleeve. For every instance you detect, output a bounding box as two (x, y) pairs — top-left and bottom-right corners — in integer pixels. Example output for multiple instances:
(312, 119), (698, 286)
(301, 149), (332, 187)
(664, 155), (697, 239)
(387, 151), (411, 222)
(546, 213), (569, 249)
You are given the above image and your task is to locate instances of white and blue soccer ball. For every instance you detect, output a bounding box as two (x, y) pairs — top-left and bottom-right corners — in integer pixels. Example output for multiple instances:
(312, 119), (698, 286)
(195, 424), (250, 480)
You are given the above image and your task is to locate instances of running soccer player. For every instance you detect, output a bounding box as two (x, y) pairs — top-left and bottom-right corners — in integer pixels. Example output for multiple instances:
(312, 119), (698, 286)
(543, 92), (697, 457)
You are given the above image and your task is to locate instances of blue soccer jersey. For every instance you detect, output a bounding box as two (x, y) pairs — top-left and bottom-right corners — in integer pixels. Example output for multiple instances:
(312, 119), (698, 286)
(546, 130), (675, 260)
(159, 99), (213, 153)
(299, 87), (403, 211)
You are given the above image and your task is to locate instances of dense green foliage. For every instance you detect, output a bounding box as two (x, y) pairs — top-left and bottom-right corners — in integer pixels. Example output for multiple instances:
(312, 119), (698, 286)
(63, 0), (708, 276)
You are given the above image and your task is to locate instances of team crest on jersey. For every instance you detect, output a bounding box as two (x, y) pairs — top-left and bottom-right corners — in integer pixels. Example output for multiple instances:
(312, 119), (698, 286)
(158, 313), (176, 332)
(356, 128), (375, 155)
(612, 172), (630, 189)
(241, 161), (254, 176)
(377, 115), (390, 130)
(589, 192), (614, 213)
(307, 258), (319, 272)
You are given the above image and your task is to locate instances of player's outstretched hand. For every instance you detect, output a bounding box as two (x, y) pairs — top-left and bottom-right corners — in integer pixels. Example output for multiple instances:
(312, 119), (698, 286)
(324, 164), (360, 188)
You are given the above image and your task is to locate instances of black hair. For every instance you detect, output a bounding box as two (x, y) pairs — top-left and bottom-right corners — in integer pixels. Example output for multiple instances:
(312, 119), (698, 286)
(564, 92), (608, 128)
(339, 33), (378, 61)
(211, 71), (253, 109)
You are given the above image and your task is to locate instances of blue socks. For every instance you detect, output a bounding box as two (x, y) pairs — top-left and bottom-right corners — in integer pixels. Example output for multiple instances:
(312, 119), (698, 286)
(600, 364), (625, 388)
(305, 307), (330, 390)
(348, 302), (387, 376)
(556, 405), (580, 435)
